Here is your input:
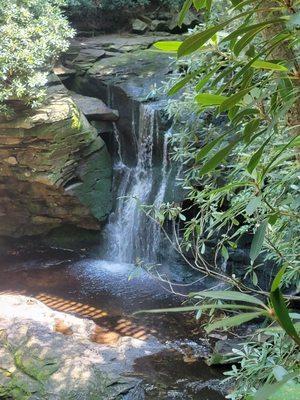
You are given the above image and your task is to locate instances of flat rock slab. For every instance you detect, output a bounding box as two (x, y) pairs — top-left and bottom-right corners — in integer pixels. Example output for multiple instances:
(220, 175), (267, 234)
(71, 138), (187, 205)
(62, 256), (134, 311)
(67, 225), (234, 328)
(70, 92), (119, 121)
(71, 34), (178, 53)
(0, 294), (163, 399)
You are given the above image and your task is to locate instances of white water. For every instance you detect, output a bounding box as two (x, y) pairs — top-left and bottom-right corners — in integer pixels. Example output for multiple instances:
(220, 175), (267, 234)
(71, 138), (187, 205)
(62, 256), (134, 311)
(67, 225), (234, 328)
(105, 104), (170, 264)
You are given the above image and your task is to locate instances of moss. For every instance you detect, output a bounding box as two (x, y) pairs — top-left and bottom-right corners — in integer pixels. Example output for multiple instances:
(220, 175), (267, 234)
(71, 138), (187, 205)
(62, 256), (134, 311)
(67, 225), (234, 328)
(42, 224), (101, 249)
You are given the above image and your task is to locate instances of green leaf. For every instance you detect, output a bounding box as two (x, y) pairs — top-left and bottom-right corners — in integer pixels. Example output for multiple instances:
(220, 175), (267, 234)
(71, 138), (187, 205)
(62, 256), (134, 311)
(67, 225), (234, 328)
(154, 41), (182, 52)
(178, 26), (221, 57)
(206, 0), (212, 11)
(168, 71), (199, 96)
(205, 311), (264, 333)
(233, 27), (266, 56)
(193, 0), (206, 10)
(190, 290), (266, 307)
(261, 135), (299, 178)
(219, 87), (252, 112)
(247, 135), (272, 174)
(209, 181), (253, 195)
(196, 309), (202, 320)
(254, 371), (300, 400)
(270, 289), (300, 346)
(195, 133), (228, 163)
(250, 220), (268, 263)
(196, 93), (228, 106)
(221, 245), (229, 261)
(232, 108), (260, 124)
(178, 0), (193, 27)
(195, 66), (220, 91)
(222, 19), (283, 43)
(199, 140), (239, 175)
(245, 196), (261, 216)
(251, 60), (288, 71)
(133, 303), (262, 315)
(271, 265), (287, 292)
(243, 118), (260, 143)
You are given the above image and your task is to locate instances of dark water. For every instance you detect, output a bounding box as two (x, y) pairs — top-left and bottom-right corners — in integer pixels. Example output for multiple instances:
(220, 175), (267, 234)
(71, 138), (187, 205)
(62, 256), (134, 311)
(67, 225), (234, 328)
(0, 249), (226, 399)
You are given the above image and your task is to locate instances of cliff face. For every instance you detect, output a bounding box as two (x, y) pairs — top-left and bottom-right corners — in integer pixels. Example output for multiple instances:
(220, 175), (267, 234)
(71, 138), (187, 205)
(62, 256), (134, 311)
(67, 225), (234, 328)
(0, 85), (112, 237)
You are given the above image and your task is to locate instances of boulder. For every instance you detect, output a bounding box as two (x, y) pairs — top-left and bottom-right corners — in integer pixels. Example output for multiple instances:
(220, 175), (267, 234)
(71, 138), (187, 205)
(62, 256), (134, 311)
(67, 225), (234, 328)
(132, 18), (149, 34)
(70, 91), (119, 121)
(0, 294), (161, 399)
(150, 19), (169, 32)
(0, 85), (112, 237)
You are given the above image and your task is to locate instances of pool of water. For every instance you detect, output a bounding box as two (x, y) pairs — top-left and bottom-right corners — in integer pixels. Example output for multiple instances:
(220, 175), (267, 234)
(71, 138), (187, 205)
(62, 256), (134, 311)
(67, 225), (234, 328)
(0, 249), (226, 399)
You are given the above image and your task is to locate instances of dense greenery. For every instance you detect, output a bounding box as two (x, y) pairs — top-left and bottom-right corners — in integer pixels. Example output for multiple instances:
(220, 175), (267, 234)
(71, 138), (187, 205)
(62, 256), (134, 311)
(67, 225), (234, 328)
(65, 0), (185, 14)
(1, 0), (298, 398)
(147, 0), (300, 398)
(0, 0), (74, 116)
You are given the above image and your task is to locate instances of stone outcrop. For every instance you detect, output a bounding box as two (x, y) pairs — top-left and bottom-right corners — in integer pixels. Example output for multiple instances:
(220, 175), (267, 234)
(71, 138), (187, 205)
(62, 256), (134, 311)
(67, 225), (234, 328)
(70, 92), (119, 121)
(0, 294), (162, 399)
(65, 35), (176, 164)
(0, 84), (112, 237)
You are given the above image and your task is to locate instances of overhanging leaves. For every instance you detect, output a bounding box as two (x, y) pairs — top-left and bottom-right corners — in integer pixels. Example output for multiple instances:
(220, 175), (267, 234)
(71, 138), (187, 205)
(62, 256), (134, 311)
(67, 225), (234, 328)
(271, 290), (300, 346)
(250, 220), (268, 263)
(205, 311), (264, 333)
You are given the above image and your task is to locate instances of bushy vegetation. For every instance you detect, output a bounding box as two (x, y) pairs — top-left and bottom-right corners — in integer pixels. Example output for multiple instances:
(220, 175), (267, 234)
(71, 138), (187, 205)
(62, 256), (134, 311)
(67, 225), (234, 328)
(65, 0), (185, 14)
(145, 0), (300, 398)
(0, 0), (74, 116)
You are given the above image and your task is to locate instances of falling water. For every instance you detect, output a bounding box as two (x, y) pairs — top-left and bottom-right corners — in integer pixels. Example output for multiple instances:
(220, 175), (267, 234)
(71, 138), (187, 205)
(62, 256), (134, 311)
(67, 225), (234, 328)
(105, 103), (170, 264)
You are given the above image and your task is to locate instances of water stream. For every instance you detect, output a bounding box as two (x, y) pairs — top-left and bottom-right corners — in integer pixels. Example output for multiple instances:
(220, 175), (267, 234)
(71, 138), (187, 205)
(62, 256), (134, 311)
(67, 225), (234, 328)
(105, 103), (170, 264)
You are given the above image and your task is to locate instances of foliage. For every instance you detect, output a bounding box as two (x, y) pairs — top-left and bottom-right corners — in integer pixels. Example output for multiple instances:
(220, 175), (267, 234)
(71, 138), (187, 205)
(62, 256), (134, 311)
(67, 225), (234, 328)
(141, 0), (300, 398)
(152, 0), (300, 292)
(0, 0), (75, 116)
(65, 0), (185, 14)
(224, 333), (300, 400)
(136, 266), (300, 344)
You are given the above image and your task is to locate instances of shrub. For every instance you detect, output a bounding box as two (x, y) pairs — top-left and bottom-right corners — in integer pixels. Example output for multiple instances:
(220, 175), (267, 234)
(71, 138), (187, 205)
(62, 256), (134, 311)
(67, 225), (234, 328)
(0, 0), (75, 116)
(65, 0), (184, 15)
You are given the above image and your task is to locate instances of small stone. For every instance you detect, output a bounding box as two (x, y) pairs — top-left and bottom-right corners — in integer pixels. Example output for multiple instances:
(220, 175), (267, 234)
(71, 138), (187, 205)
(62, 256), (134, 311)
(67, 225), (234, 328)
(3, 156), (18, 165)
(54, 319), (73, 336)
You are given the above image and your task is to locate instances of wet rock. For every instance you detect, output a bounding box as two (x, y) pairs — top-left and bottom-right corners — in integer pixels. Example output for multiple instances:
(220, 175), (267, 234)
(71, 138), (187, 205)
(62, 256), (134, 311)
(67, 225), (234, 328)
(0, 85), (112, 237)
(70, 91), (119, 121)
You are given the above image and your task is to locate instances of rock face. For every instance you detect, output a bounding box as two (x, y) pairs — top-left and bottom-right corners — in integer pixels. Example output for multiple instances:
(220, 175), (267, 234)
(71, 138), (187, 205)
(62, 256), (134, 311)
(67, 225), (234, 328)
(0, 85), (112, 237)
(70, 92), (119, 121)
(0, 294), (162, 399)
(66, 35), (176, 164)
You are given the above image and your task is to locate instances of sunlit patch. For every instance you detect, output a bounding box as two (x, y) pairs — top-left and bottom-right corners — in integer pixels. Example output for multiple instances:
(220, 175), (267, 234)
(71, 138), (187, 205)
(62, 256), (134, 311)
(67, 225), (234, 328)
(0, 290), (151, 342)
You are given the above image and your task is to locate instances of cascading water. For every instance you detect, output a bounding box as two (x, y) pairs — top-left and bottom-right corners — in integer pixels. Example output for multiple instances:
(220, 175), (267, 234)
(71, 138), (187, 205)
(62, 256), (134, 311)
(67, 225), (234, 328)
(105, 103), (170, 264)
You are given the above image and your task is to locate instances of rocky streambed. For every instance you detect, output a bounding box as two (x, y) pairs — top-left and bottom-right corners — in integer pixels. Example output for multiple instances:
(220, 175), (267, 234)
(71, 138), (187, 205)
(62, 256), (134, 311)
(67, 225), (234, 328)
(0, 250), (228, 400)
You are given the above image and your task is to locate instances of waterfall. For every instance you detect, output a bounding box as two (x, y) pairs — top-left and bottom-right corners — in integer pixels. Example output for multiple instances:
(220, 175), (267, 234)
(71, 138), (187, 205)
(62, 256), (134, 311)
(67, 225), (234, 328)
(105, 103), (170, 264)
